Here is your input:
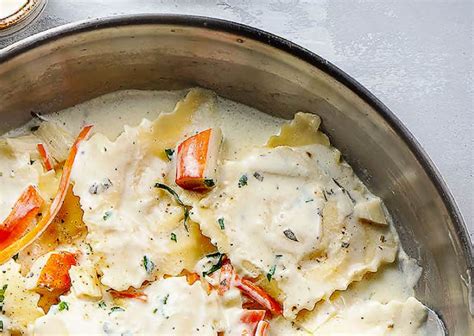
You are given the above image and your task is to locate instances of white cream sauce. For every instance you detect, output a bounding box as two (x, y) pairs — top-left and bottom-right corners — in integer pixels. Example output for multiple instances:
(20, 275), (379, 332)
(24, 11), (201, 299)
(0, 89), (429, 335)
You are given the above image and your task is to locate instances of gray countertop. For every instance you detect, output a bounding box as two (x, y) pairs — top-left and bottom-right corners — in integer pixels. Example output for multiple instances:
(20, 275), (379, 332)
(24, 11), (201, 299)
(1, 0), (472, 241)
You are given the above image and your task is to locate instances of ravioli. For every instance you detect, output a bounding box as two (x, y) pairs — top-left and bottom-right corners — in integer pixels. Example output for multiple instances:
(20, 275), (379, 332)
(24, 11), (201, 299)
(192, 114), (398, 318)
(70, 89), (218, 290)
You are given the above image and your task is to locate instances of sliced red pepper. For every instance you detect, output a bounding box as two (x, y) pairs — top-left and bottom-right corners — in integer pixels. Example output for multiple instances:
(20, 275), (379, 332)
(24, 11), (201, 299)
(109, 288), (148, 302)
(217, 261), (282, 316)
(0, 125), (93, 264)
(36, 252), (77, 295)
(240, 310), (266, 336)
(236, 278), (283, 316)
(37, 143), (54, 171)
(0, 186), (43, 250)
(176, 128), (222, 192)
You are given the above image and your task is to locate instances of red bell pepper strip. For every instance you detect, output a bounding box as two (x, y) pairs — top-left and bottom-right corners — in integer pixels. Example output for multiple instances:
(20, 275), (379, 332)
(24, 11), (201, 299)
(240, 310), (267, 336)
(236, 278), (283, 316)
(218, 261), (283, 316)
(109, 288), (148, 302)
(37, 143), (54, 171)
(36, 252), (77, 294)
(0, 125), (93, 264)
(0, 186), (44, 251)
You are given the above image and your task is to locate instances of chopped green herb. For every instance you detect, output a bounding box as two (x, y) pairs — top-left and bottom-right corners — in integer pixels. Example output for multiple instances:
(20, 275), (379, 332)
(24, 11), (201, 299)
(0, 320), (3, 332)
(109, 306), (125, 314)
(305, 199), (314, 203)
(203, 179), (215, 188)
(238, 174), (248, 188)
(341, 242), (350, 248)
(98, 301), (107, 309)
(217, 218), (225, 230)
(30, 125), (40, 132)
(86, 243), (93, 254)
(153, 308), (158, 314)
(163, 294), (169, 305)
(170, 233), (177, 242)
(202, 253), (224, 277)
(155, 183), (184, 206)
(183, 208), (190, 232)
(12, 253), (19, 261)
(253, 172), (264, 182)
(0, 284), (8, 307)
(89, 178), (113, 195)
(142, 255), (155, 274)
(266, 254), (282, 282)
(267, 264), (276, 282)
(58, 301), (69, 311)
(164, 148), (175, 161)
(155, 183), (190, 231)
(283, 229), (298, 242)
(103, 211), (112, 221)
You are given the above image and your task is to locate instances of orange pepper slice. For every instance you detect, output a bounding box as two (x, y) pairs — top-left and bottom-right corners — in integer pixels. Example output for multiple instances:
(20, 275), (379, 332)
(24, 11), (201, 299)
(36, 252), (77, 294)
(37, 143), (54, 171)
(176, 128), (222, 192)
(217, 260), (282, 316)
(0, 186), (43, 250)
(0, 125), (93, 264)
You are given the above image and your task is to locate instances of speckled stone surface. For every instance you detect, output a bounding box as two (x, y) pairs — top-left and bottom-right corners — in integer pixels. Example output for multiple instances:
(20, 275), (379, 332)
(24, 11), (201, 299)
(0, 0), (472, 241)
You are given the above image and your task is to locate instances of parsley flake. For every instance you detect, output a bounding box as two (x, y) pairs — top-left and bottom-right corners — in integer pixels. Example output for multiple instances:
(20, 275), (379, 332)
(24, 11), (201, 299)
(217, 218), (225, 230)
(164, 148), (175, 161)
(267, 264), (276, 282)
(142, 255), (155, 274)
(202, 253), (224, 277)
(0, 284), (7, 308)
(103, 211), (112, 221)
(163, 294), (169, 305)
(58, 301), (69, 311)
(98, 301), (107, 309)
(238, 174), (248, 188)
(170, 233), (177, 242)
(155, 183), (190, 231)
(203, 179), (215, 188)
(12, 253), (19, 261)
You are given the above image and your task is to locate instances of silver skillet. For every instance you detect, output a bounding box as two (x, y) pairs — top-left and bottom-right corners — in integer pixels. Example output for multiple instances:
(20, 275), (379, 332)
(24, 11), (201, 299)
(0, 15), (471, 335)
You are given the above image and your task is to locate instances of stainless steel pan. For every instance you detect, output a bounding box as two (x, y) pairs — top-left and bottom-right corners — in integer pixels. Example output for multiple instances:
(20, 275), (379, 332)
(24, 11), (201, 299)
(0, 15), (472, 334)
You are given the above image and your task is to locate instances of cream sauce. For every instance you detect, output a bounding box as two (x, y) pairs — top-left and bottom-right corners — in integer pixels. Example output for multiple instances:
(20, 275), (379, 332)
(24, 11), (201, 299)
(0, 89), (428, 335)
